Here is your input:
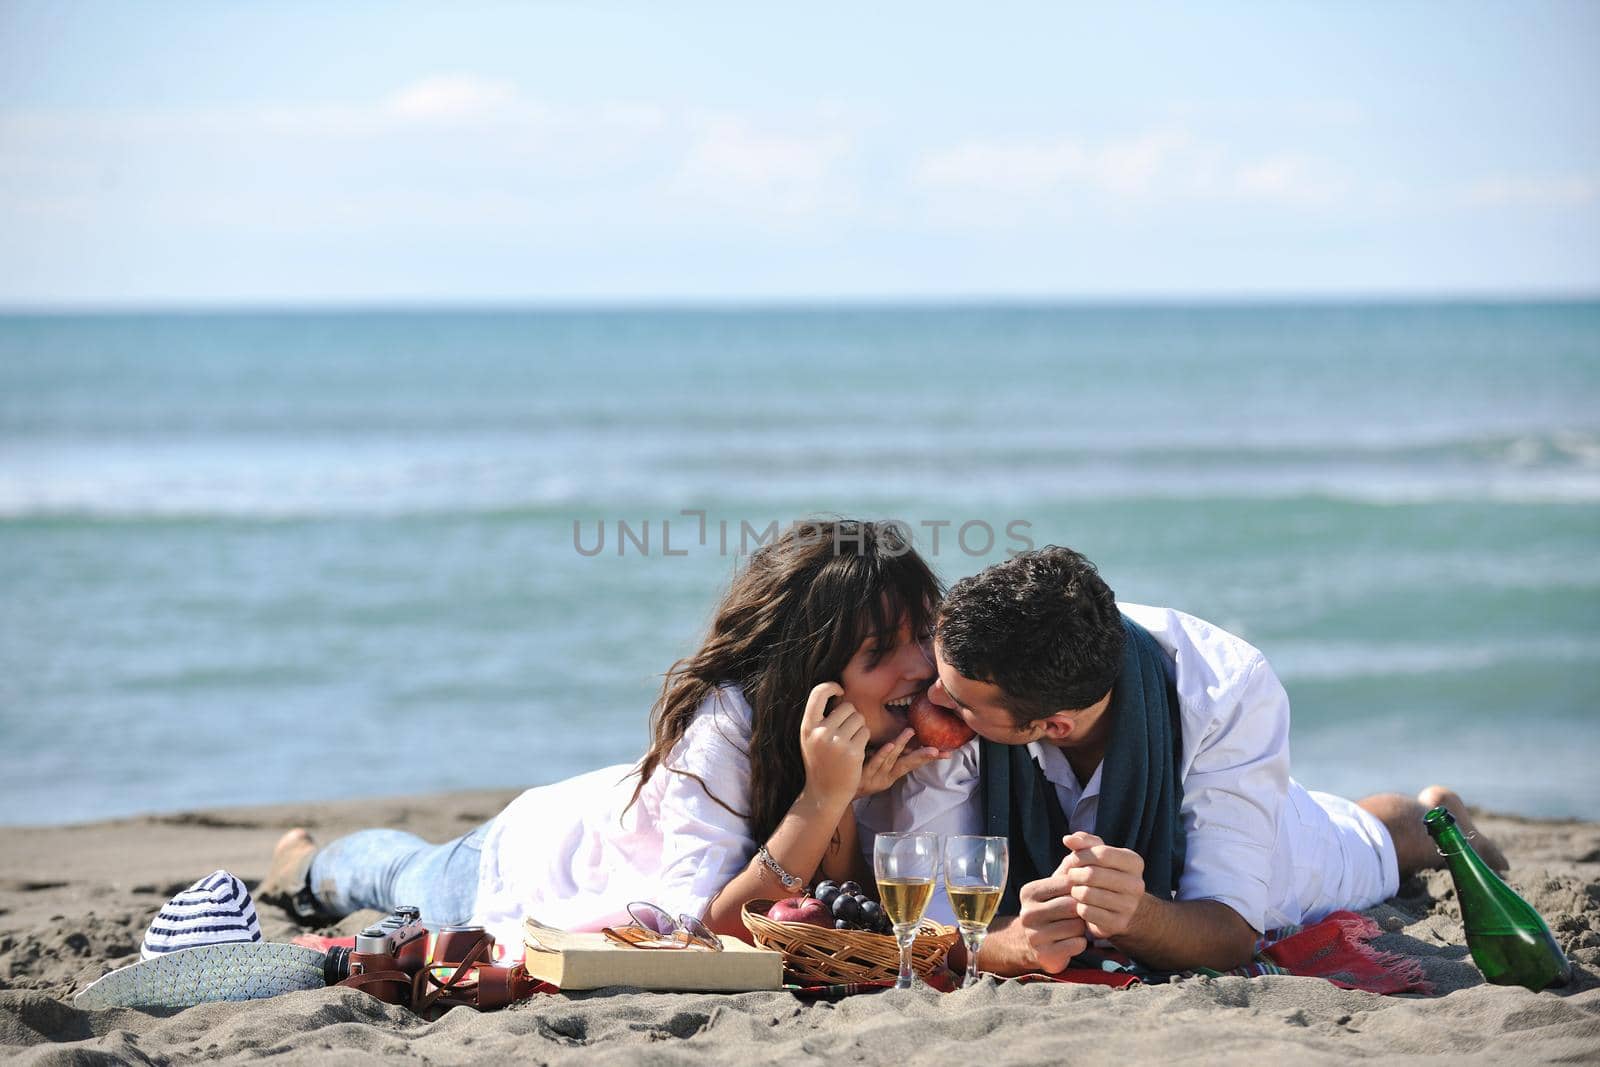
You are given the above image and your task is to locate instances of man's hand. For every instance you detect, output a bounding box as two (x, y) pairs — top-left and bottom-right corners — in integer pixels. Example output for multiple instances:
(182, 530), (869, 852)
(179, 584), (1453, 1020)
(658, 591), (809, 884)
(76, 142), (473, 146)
(1016, 864), (1090, 973)
(1016, 833), (1258, 972)
(1058, 831), (1148, 940)
(855, 728), (947, 798)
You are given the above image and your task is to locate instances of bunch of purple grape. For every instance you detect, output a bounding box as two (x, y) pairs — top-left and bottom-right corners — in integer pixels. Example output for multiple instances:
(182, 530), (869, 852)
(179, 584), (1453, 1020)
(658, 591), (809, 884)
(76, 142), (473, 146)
(813, 880), (893, 935)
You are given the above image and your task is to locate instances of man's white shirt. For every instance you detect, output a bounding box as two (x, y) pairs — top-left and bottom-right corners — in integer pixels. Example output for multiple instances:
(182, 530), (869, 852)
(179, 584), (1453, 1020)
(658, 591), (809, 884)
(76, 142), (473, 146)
(856, 603), (1399, 931)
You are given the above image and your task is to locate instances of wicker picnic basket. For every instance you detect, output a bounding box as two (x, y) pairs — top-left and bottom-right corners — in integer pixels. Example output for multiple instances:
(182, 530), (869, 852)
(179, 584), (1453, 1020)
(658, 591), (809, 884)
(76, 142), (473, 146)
(741, 899), (960, 985)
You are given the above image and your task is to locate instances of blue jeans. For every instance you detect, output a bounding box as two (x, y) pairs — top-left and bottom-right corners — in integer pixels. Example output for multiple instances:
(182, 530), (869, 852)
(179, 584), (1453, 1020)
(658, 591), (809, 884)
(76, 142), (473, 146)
(307, 821), (489, 926)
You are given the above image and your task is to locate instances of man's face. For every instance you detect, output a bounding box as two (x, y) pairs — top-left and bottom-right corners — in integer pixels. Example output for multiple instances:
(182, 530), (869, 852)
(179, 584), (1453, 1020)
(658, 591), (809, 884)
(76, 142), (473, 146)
(928, 640), (1045, 745)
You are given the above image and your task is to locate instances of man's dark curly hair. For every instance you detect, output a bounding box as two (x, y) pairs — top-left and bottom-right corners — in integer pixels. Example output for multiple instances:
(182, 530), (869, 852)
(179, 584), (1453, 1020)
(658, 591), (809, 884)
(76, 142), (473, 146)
(936, 546), (1124, 723)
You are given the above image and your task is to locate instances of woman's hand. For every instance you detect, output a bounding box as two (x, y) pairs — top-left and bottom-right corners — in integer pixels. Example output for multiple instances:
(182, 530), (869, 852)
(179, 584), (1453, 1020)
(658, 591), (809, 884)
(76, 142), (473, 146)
(799, 682), (869, 806)
(855, 729), (947, 798)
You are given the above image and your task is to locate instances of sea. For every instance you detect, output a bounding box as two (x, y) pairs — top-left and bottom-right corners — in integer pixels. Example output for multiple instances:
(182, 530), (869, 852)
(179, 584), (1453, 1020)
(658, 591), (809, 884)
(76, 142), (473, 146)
(2, 302), (1597, 825)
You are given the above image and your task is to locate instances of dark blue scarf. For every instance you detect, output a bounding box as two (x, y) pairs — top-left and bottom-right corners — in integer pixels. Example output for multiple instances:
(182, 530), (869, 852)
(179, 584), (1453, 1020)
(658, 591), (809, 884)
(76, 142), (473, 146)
(981, 615), (1186, 915)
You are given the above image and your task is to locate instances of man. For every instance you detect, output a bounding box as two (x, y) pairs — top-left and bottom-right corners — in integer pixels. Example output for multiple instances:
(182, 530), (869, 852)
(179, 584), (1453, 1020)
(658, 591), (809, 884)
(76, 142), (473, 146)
(925, 546), (1504, 974)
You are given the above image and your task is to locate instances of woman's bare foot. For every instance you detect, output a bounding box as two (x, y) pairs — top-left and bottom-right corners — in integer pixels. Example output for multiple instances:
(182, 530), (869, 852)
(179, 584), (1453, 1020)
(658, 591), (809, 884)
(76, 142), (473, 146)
(257, 828), (319, 908)
(1361, 785), (1508, 878)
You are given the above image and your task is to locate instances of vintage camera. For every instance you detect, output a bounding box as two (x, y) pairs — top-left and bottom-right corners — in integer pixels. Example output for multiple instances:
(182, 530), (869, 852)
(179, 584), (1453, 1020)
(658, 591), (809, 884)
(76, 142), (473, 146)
(323, 908), (499, 1008)
(322, 905), (429, 995)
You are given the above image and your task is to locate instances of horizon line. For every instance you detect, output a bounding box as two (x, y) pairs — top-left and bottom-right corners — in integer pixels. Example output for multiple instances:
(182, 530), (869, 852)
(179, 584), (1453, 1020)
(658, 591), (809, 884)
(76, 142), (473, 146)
(3, 288), (1600, 317)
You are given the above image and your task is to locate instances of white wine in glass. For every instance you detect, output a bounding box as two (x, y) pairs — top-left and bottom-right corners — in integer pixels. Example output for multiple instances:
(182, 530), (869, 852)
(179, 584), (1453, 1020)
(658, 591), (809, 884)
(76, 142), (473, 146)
(944, 835), (1009, 988)
(872, 832), (938, 990)
(947, 883), (1003, 927)
(879, 877), (935, 927)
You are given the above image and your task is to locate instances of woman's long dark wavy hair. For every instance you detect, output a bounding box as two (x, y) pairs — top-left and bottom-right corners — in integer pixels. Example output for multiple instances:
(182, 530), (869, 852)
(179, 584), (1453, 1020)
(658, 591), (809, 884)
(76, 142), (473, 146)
(629, 519), (943, 845)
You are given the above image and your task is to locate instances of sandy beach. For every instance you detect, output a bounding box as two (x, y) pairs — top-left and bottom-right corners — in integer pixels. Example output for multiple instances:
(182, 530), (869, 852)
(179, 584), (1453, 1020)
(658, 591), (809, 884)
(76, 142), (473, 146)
(0, 792), (1595, 1064)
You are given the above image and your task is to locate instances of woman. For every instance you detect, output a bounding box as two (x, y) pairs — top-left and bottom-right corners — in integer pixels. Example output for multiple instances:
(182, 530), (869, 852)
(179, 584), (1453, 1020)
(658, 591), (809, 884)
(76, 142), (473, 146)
(258, 519), (948, 951)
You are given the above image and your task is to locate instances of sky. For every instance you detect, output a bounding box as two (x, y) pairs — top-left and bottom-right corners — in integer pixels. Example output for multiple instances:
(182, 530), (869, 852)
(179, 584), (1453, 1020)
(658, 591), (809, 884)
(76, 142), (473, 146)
(1, 1), (1597, 307)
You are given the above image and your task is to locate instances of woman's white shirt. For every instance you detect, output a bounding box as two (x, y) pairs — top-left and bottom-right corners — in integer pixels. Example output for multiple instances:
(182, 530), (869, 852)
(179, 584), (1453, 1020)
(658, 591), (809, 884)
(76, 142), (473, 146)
(473, 685), (759, 957)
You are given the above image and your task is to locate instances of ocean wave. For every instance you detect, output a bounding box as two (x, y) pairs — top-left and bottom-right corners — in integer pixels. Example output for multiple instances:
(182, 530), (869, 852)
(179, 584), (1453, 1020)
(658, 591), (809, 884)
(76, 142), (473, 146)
(7, 422), (1600, 464)
(1270, 635), (1600, 682)
(3, 429), (1600, 520)
(3, 480), (1598, 522)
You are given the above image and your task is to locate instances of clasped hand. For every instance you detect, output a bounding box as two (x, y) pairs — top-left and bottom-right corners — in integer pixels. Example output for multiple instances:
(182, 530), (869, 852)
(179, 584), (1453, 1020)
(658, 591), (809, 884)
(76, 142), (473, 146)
(1018, 831), (1148, 973)
(799, 682), (946, 804)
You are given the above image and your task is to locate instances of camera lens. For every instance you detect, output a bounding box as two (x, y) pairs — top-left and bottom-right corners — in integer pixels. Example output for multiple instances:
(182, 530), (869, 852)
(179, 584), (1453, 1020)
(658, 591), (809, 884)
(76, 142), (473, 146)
(323, 946), (351, 986)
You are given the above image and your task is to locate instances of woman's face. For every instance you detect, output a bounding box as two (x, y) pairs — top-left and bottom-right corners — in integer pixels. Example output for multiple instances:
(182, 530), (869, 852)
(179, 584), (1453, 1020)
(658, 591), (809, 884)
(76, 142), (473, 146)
(838, 615), (937, 746)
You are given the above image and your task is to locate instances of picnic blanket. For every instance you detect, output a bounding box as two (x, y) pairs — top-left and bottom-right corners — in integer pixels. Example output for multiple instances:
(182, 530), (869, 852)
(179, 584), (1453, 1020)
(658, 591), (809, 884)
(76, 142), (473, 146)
(1198, 909), (1433, 994)
(293, 908), (1429, 1001)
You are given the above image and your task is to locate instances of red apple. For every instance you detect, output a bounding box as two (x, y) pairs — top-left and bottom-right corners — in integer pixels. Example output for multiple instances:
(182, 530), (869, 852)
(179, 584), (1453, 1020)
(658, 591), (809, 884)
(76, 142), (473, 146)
(768, 896), (832, 928)
(907, 693), (975, 751)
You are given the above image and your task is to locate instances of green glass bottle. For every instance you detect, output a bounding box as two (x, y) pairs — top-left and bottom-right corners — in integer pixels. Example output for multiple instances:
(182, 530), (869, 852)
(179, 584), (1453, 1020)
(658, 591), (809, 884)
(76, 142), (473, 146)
(1423, 806), (1569, 991)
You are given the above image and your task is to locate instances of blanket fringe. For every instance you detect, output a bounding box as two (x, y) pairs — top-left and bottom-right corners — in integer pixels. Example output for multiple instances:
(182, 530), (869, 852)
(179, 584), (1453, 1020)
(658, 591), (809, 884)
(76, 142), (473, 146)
(1256, 909), (1434, 996)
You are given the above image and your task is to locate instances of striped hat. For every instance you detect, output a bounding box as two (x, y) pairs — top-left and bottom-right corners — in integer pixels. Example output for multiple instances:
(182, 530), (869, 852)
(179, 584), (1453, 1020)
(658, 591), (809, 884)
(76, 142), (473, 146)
(140, 870), (264, 961)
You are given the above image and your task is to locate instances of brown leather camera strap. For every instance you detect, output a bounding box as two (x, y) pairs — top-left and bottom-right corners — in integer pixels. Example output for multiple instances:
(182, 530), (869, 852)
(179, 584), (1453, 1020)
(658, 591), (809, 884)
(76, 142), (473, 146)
(470, 964), (532, 1010)
(339, 968), (414, 1005)
(410, 931), (494, 1014)
(339, 929), (545, 1015)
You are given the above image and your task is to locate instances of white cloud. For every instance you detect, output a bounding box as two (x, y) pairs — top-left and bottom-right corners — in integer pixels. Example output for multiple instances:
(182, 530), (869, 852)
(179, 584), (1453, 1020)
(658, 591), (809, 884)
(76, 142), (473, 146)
(681, 116), (849, 188)
(0, 75), (617, 150)
(673, 113), (859, 219)
(1459, 175), (1599, 208)
(0, 78), (530, 148)
(914, 139), (1086, 194)
(1232, 154), (1347, 206)
(249, 102), (394, 139)
(913, 131), (1193, 198)
(0, 83), (870, 234)
(387, 75), (518, 122)
(1095, 131), (1194, 195)
(913, 130), (1345, 211)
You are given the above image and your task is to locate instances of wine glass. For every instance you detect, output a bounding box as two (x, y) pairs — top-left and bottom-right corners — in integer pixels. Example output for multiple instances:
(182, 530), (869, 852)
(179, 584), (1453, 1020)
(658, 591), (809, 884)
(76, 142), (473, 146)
(872, 832), (939, 990)
(943, 835), (1009, 988)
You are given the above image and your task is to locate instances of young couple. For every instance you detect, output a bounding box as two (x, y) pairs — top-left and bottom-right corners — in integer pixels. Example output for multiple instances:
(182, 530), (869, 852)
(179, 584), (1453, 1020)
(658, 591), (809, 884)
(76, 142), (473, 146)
(260, 519), (1502, 974)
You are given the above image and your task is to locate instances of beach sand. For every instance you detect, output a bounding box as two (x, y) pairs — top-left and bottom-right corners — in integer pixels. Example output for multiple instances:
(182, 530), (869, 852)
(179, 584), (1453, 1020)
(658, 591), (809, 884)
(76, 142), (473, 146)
(2, 792), (1597, 1064)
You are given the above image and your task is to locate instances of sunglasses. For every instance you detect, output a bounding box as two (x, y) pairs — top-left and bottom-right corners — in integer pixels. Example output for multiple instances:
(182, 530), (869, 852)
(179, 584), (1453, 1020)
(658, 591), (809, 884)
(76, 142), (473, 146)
(601, 902), (722, 952)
